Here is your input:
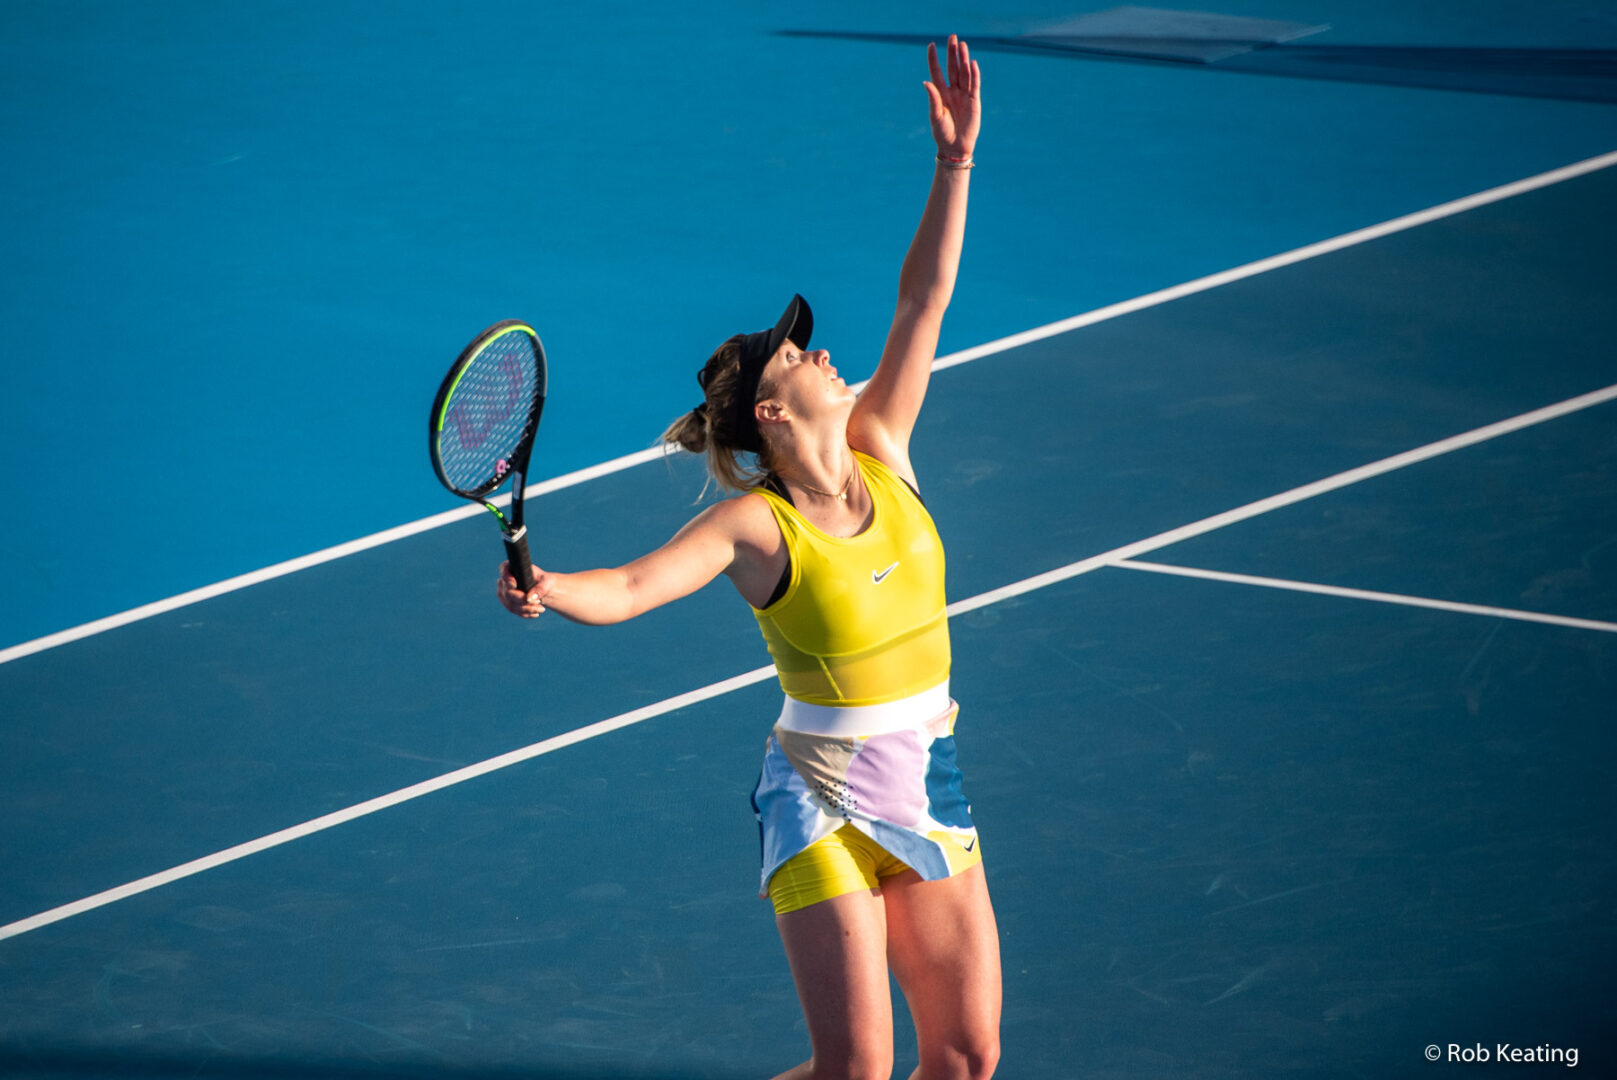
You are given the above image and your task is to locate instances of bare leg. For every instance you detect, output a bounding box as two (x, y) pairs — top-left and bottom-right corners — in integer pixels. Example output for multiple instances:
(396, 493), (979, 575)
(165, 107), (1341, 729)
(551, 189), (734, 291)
(770, 887), (897, 1080)
(882, 864), (1002, 1080)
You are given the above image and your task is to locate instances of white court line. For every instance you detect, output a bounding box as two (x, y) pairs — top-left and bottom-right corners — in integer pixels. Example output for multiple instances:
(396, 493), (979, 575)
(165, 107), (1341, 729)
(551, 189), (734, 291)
(1110, 560), (1617, 634)
(4, 146), (1615, 668)
(4, 378), (1615, 943)
(0, 665), (779, 943)
(929, 148), (1617, 373)
(945, 382), (1617, 616)
(0, 450), (665, 667)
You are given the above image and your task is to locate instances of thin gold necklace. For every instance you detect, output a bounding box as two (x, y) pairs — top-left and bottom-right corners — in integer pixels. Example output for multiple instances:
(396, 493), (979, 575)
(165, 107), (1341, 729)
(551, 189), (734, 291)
(785, 460), (856, 501)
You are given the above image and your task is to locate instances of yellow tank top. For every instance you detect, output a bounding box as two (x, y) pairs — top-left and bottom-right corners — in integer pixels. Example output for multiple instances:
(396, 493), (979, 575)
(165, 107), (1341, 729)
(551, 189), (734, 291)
(750, 450), (950, 707)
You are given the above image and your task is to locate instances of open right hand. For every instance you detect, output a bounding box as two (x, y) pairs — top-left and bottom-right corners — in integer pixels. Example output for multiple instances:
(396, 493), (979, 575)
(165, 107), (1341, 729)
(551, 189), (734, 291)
(924, 34), (980, 161)
(497, 561), (551, 618)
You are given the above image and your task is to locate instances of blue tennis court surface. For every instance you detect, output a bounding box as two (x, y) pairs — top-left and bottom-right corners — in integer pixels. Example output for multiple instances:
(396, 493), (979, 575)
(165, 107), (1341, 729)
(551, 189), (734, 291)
(3, 2), (1616, 1077)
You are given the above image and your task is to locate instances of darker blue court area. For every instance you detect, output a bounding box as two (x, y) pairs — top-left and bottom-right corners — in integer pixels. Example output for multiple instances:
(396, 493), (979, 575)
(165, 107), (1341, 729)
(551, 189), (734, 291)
(3, 2), (1617, 1078)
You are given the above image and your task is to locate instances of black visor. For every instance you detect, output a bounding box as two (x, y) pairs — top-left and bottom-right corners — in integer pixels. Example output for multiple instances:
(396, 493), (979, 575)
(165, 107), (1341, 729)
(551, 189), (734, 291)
(701, 294), (813, 453)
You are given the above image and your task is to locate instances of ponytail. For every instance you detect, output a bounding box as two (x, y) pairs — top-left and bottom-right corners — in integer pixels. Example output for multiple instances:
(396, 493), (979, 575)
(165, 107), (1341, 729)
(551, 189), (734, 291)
(662, 337), (774, 495)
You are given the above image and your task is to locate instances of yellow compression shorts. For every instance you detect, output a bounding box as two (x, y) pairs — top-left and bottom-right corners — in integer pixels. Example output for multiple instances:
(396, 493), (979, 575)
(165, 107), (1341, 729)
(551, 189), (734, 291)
(767, 823), (983, 916)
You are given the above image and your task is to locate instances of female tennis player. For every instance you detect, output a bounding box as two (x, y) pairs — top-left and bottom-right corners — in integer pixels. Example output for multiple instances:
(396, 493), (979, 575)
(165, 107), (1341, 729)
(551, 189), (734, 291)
(498, 35), (995, 1080)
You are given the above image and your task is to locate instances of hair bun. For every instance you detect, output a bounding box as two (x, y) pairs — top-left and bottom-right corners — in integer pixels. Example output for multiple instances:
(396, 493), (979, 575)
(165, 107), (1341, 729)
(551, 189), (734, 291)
(661, 406), (710, 456)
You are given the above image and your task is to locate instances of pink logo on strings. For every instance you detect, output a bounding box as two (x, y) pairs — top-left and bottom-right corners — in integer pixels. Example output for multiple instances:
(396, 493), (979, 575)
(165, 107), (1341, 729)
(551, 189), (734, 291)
(451, 347), (528, 450)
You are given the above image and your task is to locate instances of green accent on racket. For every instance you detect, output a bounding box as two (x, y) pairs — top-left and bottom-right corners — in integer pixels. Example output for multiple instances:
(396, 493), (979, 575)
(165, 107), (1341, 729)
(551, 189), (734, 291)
(428, 320), (547, 592)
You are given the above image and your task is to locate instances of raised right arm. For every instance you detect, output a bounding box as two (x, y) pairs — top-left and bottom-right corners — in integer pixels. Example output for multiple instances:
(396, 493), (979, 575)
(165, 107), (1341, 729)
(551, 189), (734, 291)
(496, 494), (784, 623)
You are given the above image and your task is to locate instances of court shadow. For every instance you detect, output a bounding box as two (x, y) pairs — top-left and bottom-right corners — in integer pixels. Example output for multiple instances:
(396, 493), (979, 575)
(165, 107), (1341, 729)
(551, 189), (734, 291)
(780, 30), (1617, 104)
(0, 1045), (750, 1080)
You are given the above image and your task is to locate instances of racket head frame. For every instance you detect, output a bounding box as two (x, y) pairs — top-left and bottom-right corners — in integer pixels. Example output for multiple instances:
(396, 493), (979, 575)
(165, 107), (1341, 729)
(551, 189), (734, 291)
(428, 319), (548, 535)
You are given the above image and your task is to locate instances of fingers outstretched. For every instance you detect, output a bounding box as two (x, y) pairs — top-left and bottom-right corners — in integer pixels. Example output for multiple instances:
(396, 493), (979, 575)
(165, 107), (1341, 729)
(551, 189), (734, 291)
(925, 34), (981, 158)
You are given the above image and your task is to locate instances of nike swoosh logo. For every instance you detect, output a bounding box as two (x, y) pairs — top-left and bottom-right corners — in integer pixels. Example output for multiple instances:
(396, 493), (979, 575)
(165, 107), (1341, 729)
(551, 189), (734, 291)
(872, 561), (899, 584)
(964, 837), (977, 853)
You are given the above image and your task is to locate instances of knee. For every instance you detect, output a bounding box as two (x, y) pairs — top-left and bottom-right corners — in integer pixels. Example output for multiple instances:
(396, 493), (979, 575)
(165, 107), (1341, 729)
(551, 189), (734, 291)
(970, 1037), (1001, 1080)
(922, 1034), (999, 1080)
(961, 1037), (1001, 1080)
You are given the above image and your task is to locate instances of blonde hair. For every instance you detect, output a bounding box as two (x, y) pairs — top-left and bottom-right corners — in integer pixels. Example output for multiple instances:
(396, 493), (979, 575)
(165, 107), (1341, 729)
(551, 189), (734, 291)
(661, 337), (778, 495)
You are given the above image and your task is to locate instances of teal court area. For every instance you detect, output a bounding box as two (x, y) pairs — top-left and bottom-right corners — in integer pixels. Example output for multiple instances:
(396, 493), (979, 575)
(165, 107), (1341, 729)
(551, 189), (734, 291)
(2, 3), (1615, 1077)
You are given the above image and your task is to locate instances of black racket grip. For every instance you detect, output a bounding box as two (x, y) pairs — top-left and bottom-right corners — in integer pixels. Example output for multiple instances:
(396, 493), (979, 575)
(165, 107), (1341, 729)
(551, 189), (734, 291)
(504, 526), (536, 593)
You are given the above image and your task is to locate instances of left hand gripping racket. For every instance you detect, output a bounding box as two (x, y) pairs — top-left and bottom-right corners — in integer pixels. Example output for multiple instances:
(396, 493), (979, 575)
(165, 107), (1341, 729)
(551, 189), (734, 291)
(429, 320), (547, 592)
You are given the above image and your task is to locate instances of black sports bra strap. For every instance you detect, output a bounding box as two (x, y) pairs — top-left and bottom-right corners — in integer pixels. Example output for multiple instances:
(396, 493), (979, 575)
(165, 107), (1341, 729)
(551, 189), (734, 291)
(761, 472), (793, 607)
(763, 471), (794, 507)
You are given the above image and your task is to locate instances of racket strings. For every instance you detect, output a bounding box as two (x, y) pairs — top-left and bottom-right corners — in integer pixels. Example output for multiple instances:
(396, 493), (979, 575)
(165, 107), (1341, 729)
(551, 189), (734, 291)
(437, 332), (541, 494)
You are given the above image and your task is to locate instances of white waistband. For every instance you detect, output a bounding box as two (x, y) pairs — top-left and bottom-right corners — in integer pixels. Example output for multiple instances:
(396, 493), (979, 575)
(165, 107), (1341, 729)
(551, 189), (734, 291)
(775, 681), (952, 737)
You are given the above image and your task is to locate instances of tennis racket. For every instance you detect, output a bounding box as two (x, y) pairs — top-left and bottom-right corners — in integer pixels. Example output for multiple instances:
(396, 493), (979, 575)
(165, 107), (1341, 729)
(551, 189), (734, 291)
(428, 320), (547, 592)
